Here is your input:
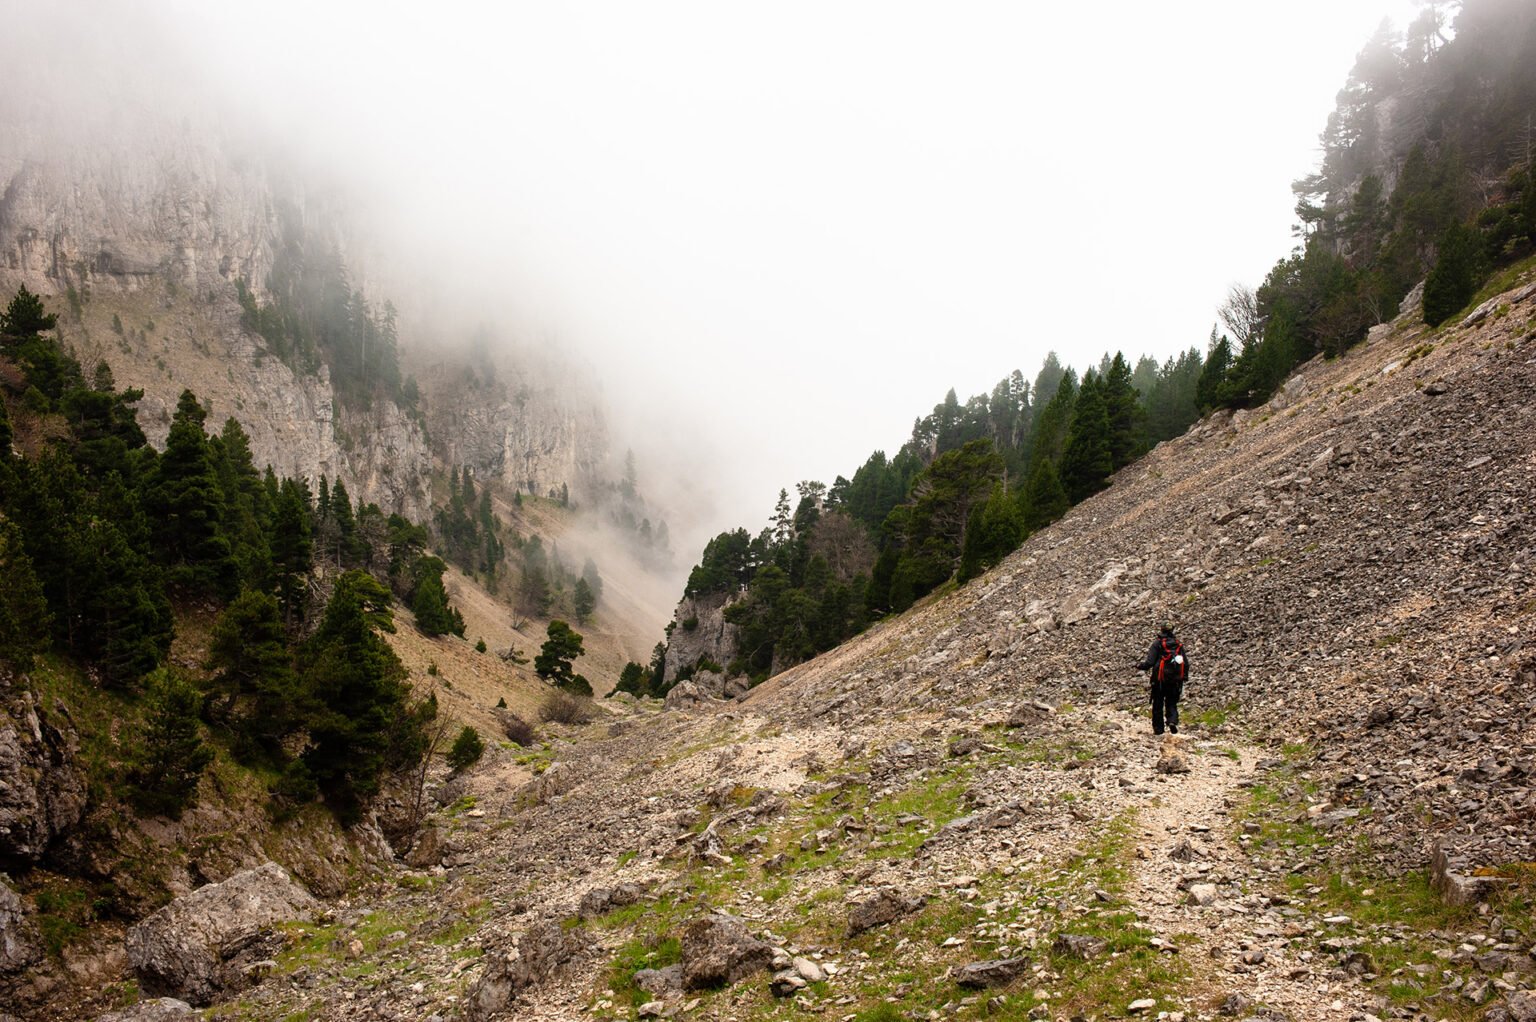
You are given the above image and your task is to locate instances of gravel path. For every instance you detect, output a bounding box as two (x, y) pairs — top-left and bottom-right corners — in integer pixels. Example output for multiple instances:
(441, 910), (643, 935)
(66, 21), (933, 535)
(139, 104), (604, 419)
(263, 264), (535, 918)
(1105, 713), (1375, 1021)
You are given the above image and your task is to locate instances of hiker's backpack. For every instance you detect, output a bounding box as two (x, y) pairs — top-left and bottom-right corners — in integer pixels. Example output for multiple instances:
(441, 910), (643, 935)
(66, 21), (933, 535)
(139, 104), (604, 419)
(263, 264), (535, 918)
(1155, 638), (1186, 683)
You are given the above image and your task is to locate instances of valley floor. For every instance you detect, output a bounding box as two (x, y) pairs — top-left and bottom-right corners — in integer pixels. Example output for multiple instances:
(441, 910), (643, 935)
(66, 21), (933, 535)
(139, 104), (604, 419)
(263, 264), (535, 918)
(213, 688), (1528, 1022)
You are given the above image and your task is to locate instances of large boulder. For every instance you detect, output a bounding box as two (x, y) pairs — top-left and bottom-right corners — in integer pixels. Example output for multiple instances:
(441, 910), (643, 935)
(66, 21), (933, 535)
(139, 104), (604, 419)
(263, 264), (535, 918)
(1430, 840), (1509, 906)
(125, 863), (319, 1006)
(663, 680), (705, 711)
(462, 919), (585, 1020)
(847, 889), (925, 935)
(91, 999), (200, 1022)
(680, 914), (772, 990)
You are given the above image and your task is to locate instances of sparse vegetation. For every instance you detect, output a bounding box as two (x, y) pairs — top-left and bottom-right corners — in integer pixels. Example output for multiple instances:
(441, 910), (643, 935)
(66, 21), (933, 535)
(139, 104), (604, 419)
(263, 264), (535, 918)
(539, 690), (595, 724)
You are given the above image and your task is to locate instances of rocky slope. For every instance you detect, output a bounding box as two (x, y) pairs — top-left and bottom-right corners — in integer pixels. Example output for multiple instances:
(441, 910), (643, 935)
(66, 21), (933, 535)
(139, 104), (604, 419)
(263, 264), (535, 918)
(16, 269), (1531, 1022)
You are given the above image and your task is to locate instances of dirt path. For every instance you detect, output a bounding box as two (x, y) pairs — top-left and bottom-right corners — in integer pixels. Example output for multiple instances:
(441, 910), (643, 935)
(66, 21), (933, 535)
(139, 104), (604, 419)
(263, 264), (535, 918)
(1104, 712), (1375, 1021)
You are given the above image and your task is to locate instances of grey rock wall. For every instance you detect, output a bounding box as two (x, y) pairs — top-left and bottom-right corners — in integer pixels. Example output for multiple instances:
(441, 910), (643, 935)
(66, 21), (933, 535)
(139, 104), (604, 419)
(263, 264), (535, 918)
(662, 592), (740, 688)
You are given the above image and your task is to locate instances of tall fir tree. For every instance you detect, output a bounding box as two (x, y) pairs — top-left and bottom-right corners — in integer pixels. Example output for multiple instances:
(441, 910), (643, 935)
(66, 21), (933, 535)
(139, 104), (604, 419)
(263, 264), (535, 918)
(300, 570), (421, 823)
(142, 390), (238, 600)
(1060, 372), (1113, 502)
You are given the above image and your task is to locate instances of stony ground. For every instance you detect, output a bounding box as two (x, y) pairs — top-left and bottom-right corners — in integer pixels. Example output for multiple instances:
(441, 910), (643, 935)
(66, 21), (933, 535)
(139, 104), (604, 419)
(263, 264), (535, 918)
(20, 274), (1536, 1022)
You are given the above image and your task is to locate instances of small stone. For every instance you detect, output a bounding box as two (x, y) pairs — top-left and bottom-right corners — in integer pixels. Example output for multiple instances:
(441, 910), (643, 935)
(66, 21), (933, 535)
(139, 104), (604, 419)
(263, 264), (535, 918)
(1052, 934), (1107, 960)
(770, 970), (808, 998)
(1128, 998), (1157, 1013)
(637, 1000), (667, 1018)
(954, 958), (1027, 989)
(792, 956), (826, 983)
(1187, 884), (1218, 906)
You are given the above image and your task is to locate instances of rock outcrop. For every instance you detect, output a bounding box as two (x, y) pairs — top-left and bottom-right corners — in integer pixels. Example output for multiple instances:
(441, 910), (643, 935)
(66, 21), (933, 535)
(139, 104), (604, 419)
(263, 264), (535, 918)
(661, 593), (740, 690)
(124, 863), (319, 1006)
(0, 683), (87, 867)
(462, 919), (586, 1021)
(0, 878), (39, 974)
(0, 130), (608, 521)
(679, 914), (773, 991)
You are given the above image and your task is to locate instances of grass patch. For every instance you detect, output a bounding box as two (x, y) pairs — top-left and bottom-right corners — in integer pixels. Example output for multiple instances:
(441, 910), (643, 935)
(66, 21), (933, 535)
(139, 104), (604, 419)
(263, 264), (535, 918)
(1470, 251), (1536, 307)
(1271, 867), (1535, 1020)
(1233, 767), (1328, 855)
(1183, 703), (1238, 730)
(31, 875), (106, 956)
(607, 934), (683, 1009)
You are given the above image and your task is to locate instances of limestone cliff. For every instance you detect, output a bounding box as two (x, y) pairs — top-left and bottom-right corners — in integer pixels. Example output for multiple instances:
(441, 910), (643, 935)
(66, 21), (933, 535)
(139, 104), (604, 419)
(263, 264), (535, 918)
(415, 351), (607, 503)
(0, 130), (606, 520)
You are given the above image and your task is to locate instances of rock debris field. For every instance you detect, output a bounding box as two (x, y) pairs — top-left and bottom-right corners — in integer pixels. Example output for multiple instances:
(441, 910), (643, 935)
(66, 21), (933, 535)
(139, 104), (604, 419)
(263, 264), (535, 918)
(44, 280), (1536, 1021)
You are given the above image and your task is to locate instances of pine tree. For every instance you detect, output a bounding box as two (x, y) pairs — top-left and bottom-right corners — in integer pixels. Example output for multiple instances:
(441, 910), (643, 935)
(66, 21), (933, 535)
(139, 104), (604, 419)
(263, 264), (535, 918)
(1026, 370), (1077, 473)
(447, 726), (485, 772)
(535, 620), (586, 690)
(1423, 220), (1483, 326)
(412, 565), (464, 637)
(210, 418), (273, 590)
(329, 477), (361, 566)
(0, 519), (51, 672)
(300, 570), (421, 823)
(270, 478), (314, 629)
(573, 577), (596, 623)
(142, 390), (238, 599)
(205, 589), (304, 760)
(0, 286), (56, 337)
(1021, 457), (1069, 533)
(1060, 372), (1113, 502)
(1100, 352), (1144, 468)
(1195, 333), (1233, 412)
(613, 661), (649, 697)
(127, 669), (214, 819)
(958, 485), (1025, 582)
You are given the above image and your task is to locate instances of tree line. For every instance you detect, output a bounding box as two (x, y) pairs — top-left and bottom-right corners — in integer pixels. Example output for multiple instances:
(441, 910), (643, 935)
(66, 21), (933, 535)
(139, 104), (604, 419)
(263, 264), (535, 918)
(621, 347), (1211, 696)
(1205, 0), (1536, 412)
(0, 287), (462, 824)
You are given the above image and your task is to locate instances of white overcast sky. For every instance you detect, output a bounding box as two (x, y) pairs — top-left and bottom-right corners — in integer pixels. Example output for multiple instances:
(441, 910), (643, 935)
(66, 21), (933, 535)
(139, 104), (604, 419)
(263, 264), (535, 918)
(20, 1), (1422, 544)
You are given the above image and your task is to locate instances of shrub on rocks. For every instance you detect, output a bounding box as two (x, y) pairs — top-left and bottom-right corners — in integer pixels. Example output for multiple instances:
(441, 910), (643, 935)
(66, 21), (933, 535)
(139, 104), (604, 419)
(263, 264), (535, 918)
(539, 691), (594, 725)
(447, 726), (485, 772)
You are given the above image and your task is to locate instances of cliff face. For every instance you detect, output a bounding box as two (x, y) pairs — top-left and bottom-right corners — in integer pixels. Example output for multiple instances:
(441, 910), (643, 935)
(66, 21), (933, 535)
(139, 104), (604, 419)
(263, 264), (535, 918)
(0, 128), (280, 299)
(0, 132), (605, 520)
(415, 354), (607, 502)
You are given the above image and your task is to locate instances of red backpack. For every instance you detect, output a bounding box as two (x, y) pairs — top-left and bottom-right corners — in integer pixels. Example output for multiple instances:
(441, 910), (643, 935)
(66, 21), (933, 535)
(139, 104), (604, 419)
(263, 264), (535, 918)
(1155, 638), (1186, 683)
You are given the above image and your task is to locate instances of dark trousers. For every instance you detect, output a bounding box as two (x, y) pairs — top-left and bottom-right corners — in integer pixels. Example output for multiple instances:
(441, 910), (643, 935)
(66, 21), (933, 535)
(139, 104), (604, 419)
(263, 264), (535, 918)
(1151, 678), (1182, 734)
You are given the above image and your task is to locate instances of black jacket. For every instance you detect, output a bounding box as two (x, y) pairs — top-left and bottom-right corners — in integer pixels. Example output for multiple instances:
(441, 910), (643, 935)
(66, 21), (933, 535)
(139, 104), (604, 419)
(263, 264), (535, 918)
(1137, 634), (1189, 680)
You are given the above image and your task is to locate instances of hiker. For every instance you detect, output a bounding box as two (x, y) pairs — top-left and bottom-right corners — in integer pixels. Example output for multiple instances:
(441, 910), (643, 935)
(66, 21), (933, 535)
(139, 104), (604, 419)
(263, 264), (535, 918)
(1134, 624), (1188, 736)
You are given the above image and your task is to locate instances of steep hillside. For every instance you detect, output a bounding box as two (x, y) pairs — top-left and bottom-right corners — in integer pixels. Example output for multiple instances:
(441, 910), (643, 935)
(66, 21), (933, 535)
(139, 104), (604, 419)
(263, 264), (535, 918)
(55, 268), (1534, 1022)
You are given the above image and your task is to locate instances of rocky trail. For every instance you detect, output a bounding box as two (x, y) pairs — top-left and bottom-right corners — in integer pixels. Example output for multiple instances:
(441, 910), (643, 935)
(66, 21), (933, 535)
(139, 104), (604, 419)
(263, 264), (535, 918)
(122, 681), (1528, 1022)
